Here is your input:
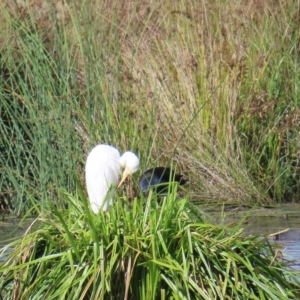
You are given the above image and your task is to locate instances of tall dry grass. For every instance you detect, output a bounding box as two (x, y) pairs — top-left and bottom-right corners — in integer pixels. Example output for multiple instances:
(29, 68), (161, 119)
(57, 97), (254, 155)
(0, 0), (299, 211)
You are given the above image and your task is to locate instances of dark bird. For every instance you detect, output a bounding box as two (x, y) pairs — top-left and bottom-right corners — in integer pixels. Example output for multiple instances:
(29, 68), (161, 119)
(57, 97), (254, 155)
(139, 167), (187, 194)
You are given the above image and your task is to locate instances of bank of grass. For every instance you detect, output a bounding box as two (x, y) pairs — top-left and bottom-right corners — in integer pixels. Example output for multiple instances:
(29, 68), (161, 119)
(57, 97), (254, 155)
(0, 188), (299, 299)
(0, 0), (300, 213)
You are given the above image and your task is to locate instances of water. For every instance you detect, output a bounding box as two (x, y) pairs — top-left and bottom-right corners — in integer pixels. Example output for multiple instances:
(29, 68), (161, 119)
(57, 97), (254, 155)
(223, 207), (300, 272)
(244, 217), (300, 271)
(0, 217), (36, 263)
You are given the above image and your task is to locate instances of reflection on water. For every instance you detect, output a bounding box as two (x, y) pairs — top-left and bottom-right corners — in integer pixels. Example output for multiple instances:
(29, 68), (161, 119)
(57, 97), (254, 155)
(0, 217), (35, 264)
(244, 217), (300, 271)
(0, 245), (14, 264)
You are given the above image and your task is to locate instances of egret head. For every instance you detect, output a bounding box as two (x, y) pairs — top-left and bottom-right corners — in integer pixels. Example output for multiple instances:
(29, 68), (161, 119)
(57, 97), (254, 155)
(118, 151), (139, 187)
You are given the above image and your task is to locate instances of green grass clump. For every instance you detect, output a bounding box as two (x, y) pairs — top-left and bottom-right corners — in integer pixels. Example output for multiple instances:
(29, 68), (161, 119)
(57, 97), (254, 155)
(0, 189), (299, 299)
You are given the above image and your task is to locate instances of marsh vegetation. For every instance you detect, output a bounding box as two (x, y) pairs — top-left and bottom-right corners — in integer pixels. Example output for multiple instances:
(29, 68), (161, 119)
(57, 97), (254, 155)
(1, 0), (300, 212)
(0, 0), (300, 298)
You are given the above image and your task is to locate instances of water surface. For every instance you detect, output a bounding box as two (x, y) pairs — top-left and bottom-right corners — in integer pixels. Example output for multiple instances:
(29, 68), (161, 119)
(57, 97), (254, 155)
(0, 217), (36, 263)
(221, 206), (300, 272)
(246, 218), (300, 271)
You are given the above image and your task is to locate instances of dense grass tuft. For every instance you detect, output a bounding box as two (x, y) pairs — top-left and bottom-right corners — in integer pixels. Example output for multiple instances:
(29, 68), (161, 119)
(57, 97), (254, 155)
(0, 188), (299, 299)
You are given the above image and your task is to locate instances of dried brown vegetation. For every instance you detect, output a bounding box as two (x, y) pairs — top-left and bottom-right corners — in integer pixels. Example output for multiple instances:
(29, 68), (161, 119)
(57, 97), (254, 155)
(0, 0), (300, 210)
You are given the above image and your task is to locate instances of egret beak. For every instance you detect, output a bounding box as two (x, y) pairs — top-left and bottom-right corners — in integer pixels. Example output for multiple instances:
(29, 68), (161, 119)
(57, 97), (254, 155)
(118, 169), (130, 188)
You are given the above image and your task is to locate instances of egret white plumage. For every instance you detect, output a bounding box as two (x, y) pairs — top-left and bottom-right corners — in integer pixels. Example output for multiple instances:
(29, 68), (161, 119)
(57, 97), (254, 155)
(139, 167), (187, 194)
(85, 144), (139, 213)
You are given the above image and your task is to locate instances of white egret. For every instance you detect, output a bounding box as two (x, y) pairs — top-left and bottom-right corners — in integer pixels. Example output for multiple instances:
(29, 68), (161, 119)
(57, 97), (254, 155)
(85, 144), (139, 213)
